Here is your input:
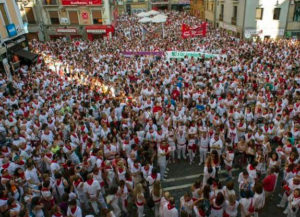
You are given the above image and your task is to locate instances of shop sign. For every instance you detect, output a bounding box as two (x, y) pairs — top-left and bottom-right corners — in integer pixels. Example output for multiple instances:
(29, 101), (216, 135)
(6, 24), (17, 37)
(56, 28), (77, 33)
(86, 29), (106, 33)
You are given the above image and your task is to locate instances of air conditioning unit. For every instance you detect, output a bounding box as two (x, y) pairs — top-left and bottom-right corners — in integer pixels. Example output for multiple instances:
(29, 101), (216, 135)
(60, 17), (69, 25)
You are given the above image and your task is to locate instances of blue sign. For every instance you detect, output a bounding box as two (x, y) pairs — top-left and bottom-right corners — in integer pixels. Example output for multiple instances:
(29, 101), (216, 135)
(6, 24), (17, 37)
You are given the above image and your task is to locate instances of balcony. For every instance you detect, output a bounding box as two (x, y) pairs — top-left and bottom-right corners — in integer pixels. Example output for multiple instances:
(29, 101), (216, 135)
(231, 17), (237, 25)
(43, 0), (58, 5)
(219, 14), (223, 21)
(151, 0), (169, 3)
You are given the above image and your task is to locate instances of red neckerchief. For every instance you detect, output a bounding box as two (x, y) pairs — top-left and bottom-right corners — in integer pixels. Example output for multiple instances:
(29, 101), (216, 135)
(0, 197), (8, 200)
(56, 179), (62, 186)
(65, 144), (72, 150)
(160, 145), (168, 152)
(87, 179), (93, 185)
(2, 163), (9, 169)
(53, 213), (62, 217)
(118, 168), (124, 173)
(249, 165), (255, 170)
(151, 173), (157, 180)
(264, 126), (268, 132)
(134, 164), (139, 169)
(167, 203), (175, 210)
(294, 194), (300, 199)
(74, 178), (83, 187)
(70, 206), (77, 214)
(41, 187), (49, 192)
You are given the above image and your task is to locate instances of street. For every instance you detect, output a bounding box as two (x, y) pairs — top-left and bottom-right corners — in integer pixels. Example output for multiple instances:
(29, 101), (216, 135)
(143, 159), (287, 217)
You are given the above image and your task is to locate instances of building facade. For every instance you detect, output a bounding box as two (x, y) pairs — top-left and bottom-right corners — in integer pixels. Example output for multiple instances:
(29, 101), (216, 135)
(206, 0), (290, 39)
(35, 0), (115, 41)
(286, 0), (300, 39)
(191, 0), (205, 19)
(0, 0), (29, 76)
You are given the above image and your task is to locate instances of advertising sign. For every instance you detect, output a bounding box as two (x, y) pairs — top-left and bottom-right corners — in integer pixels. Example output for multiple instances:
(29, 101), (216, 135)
(6, 24), (17, 37)
(61, 0), (101, 5)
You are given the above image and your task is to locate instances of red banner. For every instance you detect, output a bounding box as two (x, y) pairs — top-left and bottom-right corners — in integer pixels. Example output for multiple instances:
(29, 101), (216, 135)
(181, 22), (207, 38)
(61, 0), (101, 5)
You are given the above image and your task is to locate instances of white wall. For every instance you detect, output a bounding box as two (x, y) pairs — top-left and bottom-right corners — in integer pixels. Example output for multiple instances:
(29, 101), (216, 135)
(244, 0), (289, 38)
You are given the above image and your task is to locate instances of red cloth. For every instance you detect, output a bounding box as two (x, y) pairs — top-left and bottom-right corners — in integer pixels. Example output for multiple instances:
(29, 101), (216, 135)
(153, 106), (162, 113)
(262, 174), (276, 192)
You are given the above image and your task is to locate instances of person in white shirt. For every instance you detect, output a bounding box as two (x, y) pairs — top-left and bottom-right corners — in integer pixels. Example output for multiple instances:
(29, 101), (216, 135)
(67, 199), (82, 217)
(157, 141), (170, 180)
(240, 190), (255, 217)
(210, 134), (223, 155)
(253, 182), (265, 217)
(286, 188), (300, 217)
(176, 130), (187, 160)
(163, 197), (178, 217)
(84, 174), (107, 215)
(199, 132), (209, 165)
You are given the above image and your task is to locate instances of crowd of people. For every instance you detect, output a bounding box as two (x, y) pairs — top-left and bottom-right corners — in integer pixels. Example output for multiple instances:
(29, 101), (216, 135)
(0, 10), (299, 217)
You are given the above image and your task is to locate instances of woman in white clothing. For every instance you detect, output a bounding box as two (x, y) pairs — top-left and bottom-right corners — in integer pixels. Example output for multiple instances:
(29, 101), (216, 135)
(151, 181), (162, 217)
(240, 190), (255, 217)
(159, 192), (170, 217)
(210, 192), (225, 217)
(253, 182), (265, 217)
(224, 195), (239, 217)
(133, 183), (145, 217)
(286, 188), (300, 217)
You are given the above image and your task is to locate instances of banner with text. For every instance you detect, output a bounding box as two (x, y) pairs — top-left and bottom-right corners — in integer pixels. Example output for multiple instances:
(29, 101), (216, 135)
(181, 22), (207, 38)
(61, 0), (101, 5)
(166, 51), (226, 60)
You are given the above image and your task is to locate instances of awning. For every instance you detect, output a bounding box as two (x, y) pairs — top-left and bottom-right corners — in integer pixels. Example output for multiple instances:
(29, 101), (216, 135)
(13, 49), (38, 63)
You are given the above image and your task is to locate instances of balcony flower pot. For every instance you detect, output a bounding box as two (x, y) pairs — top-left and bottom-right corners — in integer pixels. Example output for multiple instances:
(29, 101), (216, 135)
(46, 0), (51, 5)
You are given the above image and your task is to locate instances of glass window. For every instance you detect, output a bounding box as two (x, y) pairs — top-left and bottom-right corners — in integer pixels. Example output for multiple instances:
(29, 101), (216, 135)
(68, 11), (79, 24)
(256, 8), (263, 20)
(293, 2), (300, 22)
(273, 8), (281, 20)
(25, 7), (36, 24)
(49, 11), (59, 24)
(0, 3), (9, 25)
(92, 10), (102, 24)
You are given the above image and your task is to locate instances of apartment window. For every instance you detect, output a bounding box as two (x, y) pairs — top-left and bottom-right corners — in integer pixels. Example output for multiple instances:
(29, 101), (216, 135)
(256, 8), (263, 20)
(233, 6), (238, 19)
(68, 11), (79, 24)
(49, 11), (59, 24)
(25, 7), (36, 24)
(221, 4), (224, 16)
(0, 3), (9, 25)
(92, 10), (102, 24)
(273, 8), (281, 20)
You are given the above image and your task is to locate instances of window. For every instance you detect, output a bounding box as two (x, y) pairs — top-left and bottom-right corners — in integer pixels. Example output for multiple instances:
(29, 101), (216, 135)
(273, 8), (280, 20)
(92, 10), (102, 24)
(0, 3), (9, 25)
(25, 7), (36, 24)
(68, 11), (79, 24)
(49, 11), (59, 24)
(294, 2), (300, 22)
(233, 6), (238, 18)
(256, 8), (263, 20)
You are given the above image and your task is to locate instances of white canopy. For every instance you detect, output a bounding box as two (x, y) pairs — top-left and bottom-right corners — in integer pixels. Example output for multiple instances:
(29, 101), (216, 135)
(138, 17), (152, 23)
(137, 12), (147, 17)
(151, 14), (167, 23)
(146, 10), (160, 16)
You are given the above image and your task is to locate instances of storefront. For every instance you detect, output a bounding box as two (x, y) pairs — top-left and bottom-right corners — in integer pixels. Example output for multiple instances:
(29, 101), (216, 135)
(56, 28), (81, 40)
(86, 25), (114, 41)
(244, 28), (285, 40)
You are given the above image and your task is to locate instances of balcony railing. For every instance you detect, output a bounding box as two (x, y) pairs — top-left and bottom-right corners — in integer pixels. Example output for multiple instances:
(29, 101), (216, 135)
(231, 17), (237, 25)
(43, 0), (58, 5)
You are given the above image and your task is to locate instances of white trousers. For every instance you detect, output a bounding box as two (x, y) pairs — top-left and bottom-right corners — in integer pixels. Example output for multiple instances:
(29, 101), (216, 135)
(199, 148), (208, 164)
(177, 145), (186, 159)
